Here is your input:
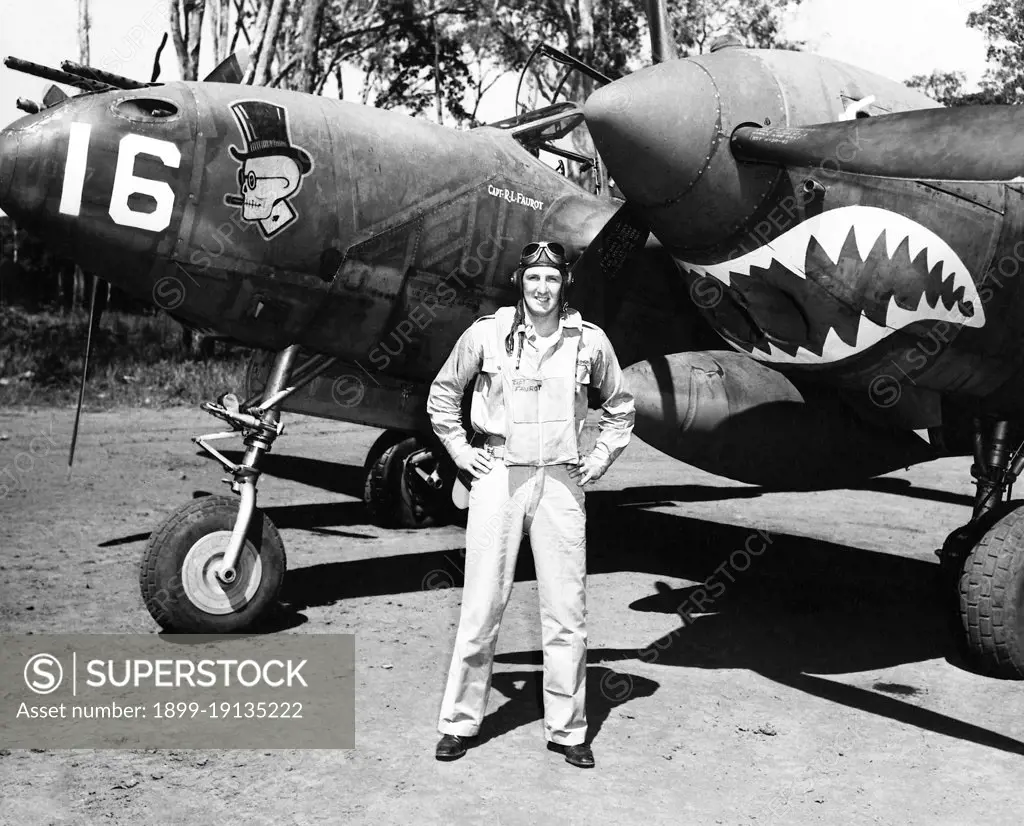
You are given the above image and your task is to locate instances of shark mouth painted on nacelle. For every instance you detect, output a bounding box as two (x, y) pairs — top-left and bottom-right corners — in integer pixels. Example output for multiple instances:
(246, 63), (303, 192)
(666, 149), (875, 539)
(679, 205), (986, 365)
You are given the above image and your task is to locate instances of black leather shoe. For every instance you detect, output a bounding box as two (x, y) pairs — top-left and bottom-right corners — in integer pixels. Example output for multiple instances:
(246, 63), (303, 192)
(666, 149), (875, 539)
(435, 733), (470, 760)
(547, 741), (595, 768)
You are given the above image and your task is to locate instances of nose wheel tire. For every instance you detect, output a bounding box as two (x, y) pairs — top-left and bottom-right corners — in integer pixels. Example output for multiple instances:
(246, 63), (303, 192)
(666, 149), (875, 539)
(139, 495), (286, 633)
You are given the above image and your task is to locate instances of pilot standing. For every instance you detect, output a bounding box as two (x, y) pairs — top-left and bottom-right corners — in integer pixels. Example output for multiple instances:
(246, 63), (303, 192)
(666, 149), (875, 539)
(427, 241), (635, 768)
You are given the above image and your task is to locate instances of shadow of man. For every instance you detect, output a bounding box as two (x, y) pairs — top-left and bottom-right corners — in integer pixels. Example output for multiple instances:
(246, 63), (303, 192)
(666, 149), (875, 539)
(478, 664), (659, 747)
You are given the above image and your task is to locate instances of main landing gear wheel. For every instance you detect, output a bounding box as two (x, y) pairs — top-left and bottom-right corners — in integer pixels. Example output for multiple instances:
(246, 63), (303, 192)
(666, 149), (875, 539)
(945, 505), (1024, 678)
(939, 416), (1024, 678)
(140, 495), (286, 632)
(364, 431), (455, 528)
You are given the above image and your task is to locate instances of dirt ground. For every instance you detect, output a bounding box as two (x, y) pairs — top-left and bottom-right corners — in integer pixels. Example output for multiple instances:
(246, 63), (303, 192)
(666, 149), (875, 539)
(1, 405), (1022, 825)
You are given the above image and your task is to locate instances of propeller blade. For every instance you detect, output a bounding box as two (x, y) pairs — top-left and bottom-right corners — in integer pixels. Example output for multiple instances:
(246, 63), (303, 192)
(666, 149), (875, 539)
(731, 106), (1024, 182)
(204, 47), (250, 84)
(570, 202), (649, 329)
(67, 276), (103, 474)
(151, 32), (168, 83)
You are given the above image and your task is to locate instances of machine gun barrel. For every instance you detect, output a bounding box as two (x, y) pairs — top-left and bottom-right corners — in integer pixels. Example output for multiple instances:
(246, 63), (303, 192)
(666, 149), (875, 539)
(60, 61), (154, 90)
(3, 56), (113, 93)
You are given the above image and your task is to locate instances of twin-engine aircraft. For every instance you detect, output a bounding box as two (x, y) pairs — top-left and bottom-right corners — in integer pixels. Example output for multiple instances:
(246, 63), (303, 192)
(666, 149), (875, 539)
(2, 37), (1023, 679)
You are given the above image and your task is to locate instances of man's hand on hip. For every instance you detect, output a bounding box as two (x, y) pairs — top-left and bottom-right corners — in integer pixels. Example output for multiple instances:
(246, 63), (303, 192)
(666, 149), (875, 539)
(456, 447), (495, 479)
(568, 453), (606, 487)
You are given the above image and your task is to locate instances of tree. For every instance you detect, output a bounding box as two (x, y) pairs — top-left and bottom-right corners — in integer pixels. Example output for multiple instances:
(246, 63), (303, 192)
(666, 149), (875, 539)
(908, 1), (1024, 106)
(357, 1), (475, 120)
(905, 70), (968, 106)
(452, 11), (517, 123)
(968, 0), (1024, 104)
(169, 0), (207, 81)
(206, 0), (234, 65)
(74, 0), (103, 312)
(668, 0), (804, 56)
(457, 0), (801, 188)
(295, 0), (328, 93)
(246, 0), (291, 85)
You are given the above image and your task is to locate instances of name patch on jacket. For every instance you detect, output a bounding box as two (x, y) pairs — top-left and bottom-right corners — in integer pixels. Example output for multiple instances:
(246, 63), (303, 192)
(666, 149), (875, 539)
(512, 379), (542, 392)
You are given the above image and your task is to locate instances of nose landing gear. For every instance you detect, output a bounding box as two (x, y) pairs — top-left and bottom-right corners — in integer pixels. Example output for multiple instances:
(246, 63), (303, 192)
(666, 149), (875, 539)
(139, 346), (457, 633)
(139, 344), (310, 632)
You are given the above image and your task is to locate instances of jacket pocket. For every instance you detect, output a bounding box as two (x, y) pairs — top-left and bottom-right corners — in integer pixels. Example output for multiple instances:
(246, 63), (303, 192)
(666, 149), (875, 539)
(538, 375), (575, 423)
(474, 355), (500, 393)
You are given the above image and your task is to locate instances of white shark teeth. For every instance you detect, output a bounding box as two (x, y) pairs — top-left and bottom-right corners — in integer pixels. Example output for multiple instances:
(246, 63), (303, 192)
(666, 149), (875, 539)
(763, 230), (810, 277)
(803, 207), (961, 277)
(812, 312), (888, 361)
(894, 224), (933, 267)
(761, 342), (822, 365)
(683, 241), (780, 285)
(821, 326), (848, 353)
(850, 210), (889, 261)
(885, 293), (928, 329)
(676, 204), (986, 366)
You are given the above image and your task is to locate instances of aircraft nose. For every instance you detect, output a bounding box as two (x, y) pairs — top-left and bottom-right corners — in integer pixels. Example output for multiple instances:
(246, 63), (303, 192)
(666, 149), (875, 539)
(0, 115), (50, 220)
(0, 125), (17, 211)
(584, 60), (720, 208)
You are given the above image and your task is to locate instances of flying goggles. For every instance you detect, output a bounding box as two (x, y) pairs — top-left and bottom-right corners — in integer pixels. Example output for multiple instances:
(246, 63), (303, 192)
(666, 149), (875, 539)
(519, 241), (567, 270)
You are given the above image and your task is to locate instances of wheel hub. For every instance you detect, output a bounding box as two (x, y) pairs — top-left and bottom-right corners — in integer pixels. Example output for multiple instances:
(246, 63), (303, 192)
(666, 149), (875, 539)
(181, 531), (263, 615)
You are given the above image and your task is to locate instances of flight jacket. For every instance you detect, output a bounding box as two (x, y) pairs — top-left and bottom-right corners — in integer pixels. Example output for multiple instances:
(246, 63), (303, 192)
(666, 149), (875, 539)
(427, 305), (635, 471)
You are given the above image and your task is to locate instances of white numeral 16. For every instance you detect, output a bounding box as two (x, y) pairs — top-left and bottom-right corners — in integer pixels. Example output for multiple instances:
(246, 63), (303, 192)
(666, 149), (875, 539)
(59, 122), (181, 232)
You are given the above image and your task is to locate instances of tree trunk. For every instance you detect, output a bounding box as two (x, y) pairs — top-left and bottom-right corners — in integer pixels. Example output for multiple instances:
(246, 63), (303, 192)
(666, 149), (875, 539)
(77, 0), (90, 64)
(208, 0), (233, 63)
(169, 1), (208, 81)
(243, 0), (273, 83)
(187, 1), (207, 80)
(230, 0), (253, 52)
(252, 0), (289, 86)
(296, 0), (325, 93)
(433, 12), (443, 125)
(577, 0), (594, 60)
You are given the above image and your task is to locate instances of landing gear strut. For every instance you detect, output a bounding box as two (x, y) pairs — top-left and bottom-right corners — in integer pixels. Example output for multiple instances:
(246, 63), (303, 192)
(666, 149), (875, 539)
(139, 347), (456, 632)
(939, 417), (1024, 678)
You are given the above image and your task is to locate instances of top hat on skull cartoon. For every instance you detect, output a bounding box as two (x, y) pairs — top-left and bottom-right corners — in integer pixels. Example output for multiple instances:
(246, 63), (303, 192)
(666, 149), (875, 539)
(229, 100), (312, 173)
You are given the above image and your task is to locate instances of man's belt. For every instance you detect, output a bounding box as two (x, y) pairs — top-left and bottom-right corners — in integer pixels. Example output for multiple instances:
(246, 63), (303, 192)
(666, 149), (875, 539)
(482, 434), (506, 458)
(473, 432), (506, 458)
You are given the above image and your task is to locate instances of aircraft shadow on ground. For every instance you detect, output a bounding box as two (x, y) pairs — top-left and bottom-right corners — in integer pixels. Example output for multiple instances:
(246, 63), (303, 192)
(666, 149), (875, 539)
(98, 455), (375, 548)
(851, 476), (974, 508)
(286, 485), (946, 684)
(209, 452), (375, 536)
(284, 486), (1024, 757)
(94, 455), (1019, 755)
(218, 452), (366, 499)
(96, 470), (972, 549)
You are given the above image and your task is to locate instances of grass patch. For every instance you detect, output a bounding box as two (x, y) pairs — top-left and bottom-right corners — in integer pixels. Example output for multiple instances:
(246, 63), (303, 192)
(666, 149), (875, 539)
(0, 307), (250, 409)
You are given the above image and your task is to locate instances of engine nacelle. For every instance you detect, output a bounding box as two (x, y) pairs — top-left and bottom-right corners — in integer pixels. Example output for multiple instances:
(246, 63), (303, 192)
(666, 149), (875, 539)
(624, 351), (936, 488)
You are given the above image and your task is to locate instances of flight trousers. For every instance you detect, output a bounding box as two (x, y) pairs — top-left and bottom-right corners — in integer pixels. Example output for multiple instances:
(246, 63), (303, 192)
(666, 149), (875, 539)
(437, 461), (588, 745)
